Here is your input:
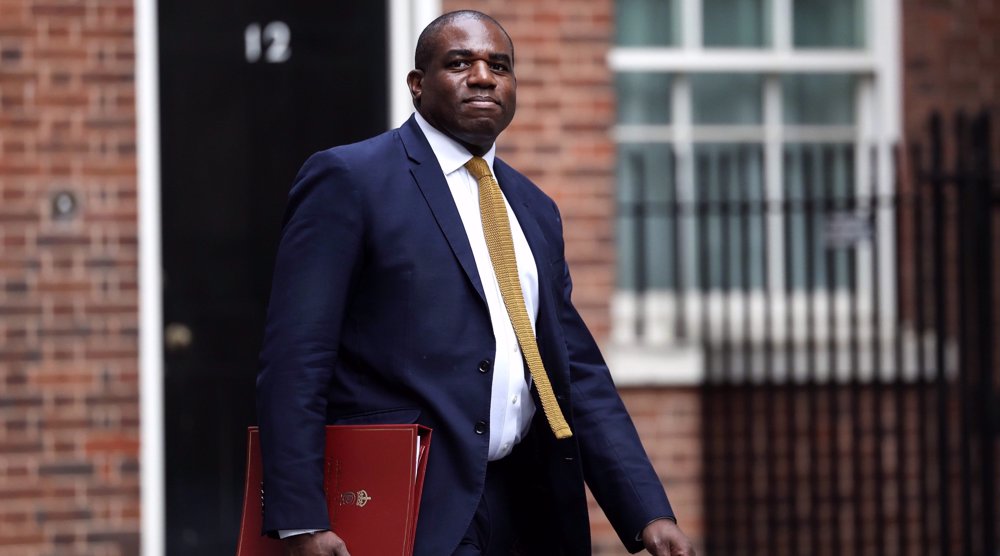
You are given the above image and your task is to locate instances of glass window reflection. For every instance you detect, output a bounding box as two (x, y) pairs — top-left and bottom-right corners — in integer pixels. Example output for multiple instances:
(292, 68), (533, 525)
(783, 74), (856, 125)
(703, 0), (770, 48)
(617, 73), (673, 125)
(616, 0), (677, 46)
(692, 74), (763, 125)
(793, 0), (865, 48)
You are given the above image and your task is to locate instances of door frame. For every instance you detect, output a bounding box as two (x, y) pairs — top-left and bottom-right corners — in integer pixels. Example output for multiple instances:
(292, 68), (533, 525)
(133, 2), (440, 554)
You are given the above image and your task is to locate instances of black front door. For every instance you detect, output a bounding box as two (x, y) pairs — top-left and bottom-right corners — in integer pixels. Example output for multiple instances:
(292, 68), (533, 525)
(158, 2), (387, 553)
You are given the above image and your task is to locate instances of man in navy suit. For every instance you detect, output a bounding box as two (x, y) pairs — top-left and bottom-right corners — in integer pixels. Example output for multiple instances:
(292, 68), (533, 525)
(257, 10), (694, 556)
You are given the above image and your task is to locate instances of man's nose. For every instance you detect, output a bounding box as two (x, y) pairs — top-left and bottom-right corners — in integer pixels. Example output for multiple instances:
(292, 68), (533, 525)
(466, 61), (496, 87)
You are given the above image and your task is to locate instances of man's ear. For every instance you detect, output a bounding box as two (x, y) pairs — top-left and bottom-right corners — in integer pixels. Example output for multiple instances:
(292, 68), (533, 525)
(406, 69), (424, 106)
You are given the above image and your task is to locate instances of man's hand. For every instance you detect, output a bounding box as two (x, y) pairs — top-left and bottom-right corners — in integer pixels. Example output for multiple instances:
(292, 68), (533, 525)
(283, 531), (351, 556)
(641, 519), (695, 556)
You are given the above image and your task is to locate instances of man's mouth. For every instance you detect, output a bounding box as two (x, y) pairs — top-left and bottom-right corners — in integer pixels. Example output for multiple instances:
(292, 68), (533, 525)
(464, 96), (500, 107)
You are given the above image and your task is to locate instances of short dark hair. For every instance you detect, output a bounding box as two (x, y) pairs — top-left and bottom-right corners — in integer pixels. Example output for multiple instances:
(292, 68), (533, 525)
(413, 10), (514, 71)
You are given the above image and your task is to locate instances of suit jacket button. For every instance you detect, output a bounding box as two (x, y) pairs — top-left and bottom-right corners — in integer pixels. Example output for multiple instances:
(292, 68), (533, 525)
(474, 421), (488, 435)
(478, 359), (491, 373)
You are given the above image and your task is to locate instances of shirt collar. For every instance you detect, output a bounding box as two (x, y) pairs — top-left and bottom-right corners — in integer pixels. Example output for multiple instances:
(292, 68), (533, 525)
(413, 111), (497, 177)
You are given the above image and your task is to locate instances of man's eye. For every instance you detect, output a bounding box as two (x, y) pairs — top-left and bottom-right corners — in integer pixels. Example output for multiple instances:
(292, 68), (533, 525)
(490, 63), (509, 72)
(448, 60), (470, 68)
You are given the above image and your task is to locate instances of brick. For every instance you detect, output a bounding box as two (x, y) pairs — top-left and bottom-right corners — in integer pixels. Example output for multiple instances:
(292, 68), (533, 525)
(50, 532), (77, 546)
(0, 209), (39, 223)
(0, 533), (45, 547)
(84, 392), (138, 406)
(83, 433), (138, 456)
(0, 392), (44, 407)
(118, 457), (139, 475)
(35, 507), (92, 524)
(37, 461), (94, 477)
(39, 415), (91, 430)
(85, 484), (139, 498)
(84, 531), (139, 553)
(35, 233), (89, 247)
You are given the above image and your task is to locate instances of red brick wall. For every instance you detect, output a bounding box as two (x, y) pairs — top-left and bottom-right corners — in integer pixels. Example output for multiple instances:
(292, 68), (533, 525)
(0, 0), (140, 554)
(902, 0), (999, 144)
(898, 0), (998, 384)
(897, 0), (998, 355)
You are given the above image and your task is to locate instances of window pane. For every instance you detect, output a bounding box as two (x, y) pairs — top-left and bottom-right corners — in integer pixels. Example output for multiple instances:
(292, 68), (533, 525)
(617, 142), (677, 290)
(782, 74), (856, 125)
(617, 73), (672, 124)
(783, 143), (856, 289)
(793, 0), (864, 48)
(616, 0), (677, 46)
(691, 143), (766, 289)
(692, 74), (763, 124)
(703, 0), (770, 47)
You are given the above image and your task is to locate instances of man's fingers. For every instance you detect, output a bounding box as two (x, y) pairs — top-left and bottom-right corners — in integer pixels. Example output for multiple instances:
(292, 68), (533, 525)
(319, 531), (349, 556)
(672, 546), (691, 556)
(642, 519), (695, 556)
(282, 530), (349, 556)
(329, 535), (350, 556)
(671, 539), (695, 556)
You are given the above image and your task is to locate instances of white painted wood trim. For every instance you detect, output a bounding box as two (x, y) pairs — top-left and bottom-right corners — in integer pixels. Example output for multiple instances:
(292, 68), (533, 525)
(763, 75), (786, 297)
(134, 0), (164, 553)
(608, 48), (877, 73)
(673, 74), (696, 345)
(681, 0), (703, 49)
(773, 0), (792, 51)
(872, 0), (902, 363)
(413, 0), (442, 35)
(608, 289), (937, 386)
(606, 341), (704, 386)
(613, 124), (857, 144)
(388, 0), (441, 128)
(388, 0), (412, 128)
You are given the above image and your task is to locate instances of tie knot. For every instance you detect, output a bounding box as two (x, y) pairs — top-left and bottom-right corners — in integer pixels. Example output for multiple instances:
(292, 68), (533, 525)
(464, 156), (492, 181)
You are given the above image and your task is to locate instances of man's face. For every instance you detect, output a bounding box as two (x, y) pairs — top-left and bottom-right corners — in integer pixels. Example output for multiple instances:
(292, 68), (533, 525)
(407, 17), (516, 155)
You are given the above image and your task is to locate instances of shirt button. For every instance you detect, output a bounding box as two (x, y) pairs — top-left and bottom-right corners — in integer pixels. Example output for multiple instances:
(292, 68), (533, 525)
(512, 344), (519, 354)
(502, 442), (511, 451)
(478, 360), (491, 373)
(474, 421), (488, 435)
(511, 396), (519, 405)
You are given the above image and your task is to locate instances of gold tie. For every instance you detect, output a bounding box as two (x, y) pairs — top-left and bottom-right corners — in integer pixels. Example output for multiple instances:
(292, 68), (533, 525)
(464, 156), (572, 440)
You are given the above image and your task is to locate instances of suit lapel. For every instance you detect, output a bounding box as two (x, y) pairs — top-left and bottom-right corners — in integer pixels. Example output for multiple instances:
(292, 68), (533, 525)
(399, 117), (487, 305)
(494, 161), (570, 390)
(494, 161), (552, 283)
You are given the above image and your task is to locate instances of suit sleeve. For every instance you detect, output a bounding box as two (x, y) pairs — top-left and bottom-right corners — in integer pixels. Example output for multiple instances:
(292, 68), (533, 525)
(256, 150), (364, 534)
(550, 202), (675, 553)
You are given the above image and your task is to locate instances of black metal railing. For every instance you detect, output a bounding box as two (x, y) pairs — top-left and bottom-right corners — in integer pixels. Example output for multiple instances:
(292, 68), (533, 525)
(618, 110), (998, 555)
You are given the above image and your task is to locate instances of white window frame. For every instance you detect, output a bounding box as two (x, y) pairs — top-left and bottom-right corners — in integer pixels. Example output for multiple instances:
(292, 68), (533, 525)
(605, 0), (901, 386)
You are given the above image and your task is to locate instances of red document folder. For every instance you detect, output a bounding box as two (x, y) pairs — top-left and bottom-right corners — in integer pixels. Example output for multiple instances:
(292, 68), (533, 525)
(236, 424), (432, 556)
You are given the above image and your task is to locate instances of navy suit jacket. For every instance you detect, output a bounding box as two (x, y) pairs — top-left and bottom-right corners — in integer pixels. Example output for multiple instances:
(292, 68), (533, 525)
(257, 116), (673, 555)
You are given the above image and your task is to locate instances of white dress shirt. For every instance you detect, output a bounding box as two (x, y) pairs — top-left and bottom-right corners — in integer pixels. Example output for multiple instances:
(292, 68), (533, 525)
(414, 112), (537, 462)
(279, 115), (539, 539)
